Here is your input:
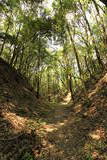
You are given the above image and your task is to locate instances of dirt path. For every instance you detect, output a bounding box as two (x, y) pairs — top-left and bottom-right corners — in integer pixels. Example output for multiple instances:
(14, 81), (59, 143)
(39, 97), (107, 160)
(36, 73), (107, 159)
(39, 103), (86, 160)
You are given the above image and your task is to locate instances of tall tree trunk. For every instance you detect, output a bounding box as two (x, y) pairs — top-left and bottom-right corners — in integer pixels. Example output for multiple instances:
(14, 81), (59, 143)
(10, 25), (21, 66)
(66, 23), (87, 94)
(80, 29), (96, 74)
(84, 56), (92, 77)
(93, 0), (107, 61)
(18, 47), (25, 71)
(36, 75), (40, 99)
(66, 24), (82, 77)
(47, 70), (51, 101)
(36, 37), (41, 99)
(79, 1), (104, 69)
(68, 74), (74, 101)
(0, 24), (10, 56)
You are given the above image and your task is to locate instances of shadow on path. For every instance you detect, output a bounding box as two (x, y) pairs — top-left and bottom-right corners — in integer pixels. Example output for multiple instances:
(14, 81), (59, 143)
(40, 73), (107, 160)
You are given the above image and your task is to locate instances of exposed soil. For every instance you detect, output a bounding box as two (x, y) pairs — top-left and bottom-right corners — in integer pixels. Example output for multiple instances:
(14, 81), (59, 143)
(0, 58), (107, 160)
(38, 73), (107, 160)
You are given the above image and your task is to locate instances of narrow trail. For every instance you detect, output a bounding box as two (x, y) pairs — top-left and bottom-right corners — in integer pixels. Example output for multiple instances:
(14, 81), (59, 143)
(40, 101), (107, 160)
(41, 103), (77, 160)
(40, 102), (90, 160)
(39, 73), (107, 160)
(0, 69), (107, 160)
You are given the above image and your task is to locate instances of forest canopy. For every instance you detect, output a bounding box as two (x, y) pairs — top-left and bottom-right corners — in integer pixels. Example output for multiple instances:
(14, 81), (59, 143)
(0, 0), (107, 101)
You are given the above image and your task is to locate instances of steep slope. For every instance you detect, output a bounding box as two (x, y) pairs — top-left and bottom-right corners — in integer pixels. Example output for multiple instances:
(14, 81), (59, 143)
(0, 58), (44, 160)
(0, 58), (38, 120)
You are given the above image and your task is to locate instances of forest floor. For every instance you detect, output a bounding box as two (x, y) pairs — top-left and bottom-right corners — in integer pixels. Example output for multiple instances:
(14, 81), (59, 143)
(38, 72), (107, 160)
(0, 58), (107, 160)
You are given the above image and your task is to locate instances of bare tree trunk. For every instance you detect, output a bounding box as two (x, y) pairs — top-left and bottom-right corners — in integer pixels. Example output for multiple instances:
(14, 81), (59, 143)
(10, 25), (21, 66)
(68, 74), (74, 101)
(93, 0), (107, 61)
(36, 75), (40, 99)
(36, 37), (41, 99)
(47, 71), (51, 101)
(0, 24), (10, 56)
(66, 24), (82, 77)
(79, 1), (104, 69)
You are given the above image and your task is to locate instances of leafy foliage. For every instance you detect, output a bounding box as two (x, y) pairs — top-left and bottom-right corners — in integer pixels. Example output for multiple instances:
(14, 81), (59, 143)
(0, 0), (107, 100)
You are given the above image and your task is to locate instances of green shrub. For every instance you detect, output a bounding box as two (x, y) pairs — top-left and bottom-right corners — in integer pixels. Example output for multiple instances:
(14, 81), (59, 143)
(85, 154), (93, 160)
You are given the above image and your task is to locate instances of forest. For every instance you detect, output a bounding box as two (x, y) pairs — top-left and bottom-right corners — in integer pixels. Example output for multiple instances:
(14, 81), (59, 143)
(0, 0), (107, 101)
(0, 0), (107, 160)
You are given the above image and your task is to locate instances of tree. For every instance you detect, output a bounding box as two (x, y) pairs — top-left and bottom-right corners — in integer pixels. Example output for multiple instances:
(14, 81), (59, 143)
(0, 0), (107, 101)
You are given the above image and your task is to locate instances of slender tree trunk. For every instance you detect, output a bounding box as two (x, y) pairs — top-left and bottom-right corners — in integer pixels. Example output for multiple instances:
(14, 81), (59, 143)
(36, 37), (41, 99)
(0, 24), (10, 56)
(68, 74), (74, 101)
(66, 23), (87, 94)
(84, 56), (92, 77)
(94, 46), (104, 68)
(47, 71), (51, 102)
(18, 47), (25, 71)
(79, 1), (104, 69)
(10, 25), (21, 66)
(36, 75), (40, 99)
(66, 24), (82, 77)
(93, 0), (107, 61)
(10, 45), (18, 66)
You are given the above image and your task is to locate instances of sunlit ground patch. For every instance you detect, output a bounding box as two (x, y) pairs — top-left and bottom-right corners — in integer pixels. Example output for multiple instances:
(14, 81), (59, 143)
(2, 111), (27, 131)
(89, 127), (106, 140)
